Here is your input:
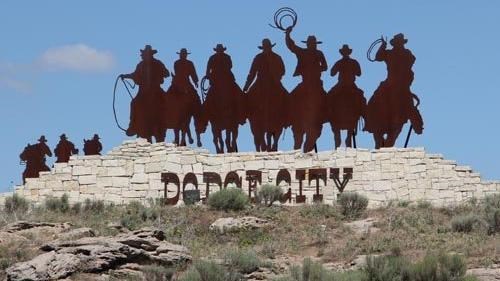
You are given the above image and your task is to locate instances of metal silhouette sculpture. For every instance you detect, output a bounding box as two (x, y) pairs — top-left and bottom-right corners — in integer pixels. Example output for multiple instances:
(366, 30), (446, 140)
(326, 44), (367, 149)
(162, 48), (203, 147)
(243, 39), (289, 152)
(83, 134), (103, 155)
(199, 44), (246, 153)
(119, 45), (170, 143)
(19, 136), (52, 183)
(283, 21), (328, 152)
(54, 134), (78, 163)
(364, 34), (424, 148)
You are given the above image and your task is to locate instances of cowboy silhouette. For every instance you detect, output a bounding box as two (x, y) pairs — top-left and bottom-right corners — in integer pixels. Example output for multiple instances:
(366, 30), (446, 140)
(327, 44), (366, 148)
(167, 48), (203, 147)
(243, 38), (289, 152)
(19, 135), (52, 183)
(364, 33), (423, 148)
(54, 134), (78, 163)
(285, 26), (327, 152)
(202, 44), (245, 153)
(120, 45), (170, 143)
(83, 134), (102, 155)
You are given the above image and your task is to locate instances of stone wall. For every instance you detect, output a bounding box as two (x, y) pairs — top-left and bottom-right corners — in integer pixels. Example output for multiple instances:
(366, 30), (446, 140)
(10, 139), (500, 207)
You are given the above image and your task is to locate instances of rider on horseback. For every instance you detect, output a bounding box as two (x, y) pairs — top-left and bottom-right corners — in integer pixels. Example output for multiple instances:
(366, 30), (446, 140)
(243, 38), (288, 152)
(20, 135), (52, 183)
(327, 44), (366, 148)
(120, 45), (170, 142)
(203, 44), (245, 153)
(54, 134), (78, 163)
(285, 26), (328, 152)
(365, 33), (423, 148)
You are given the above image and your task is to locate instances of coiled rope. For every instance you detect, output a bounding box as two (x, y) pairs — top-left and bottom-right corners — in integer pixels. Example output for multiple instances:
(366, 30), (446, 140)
(269, 7), (297, 31)
(112, 76), (136, 132)
(367, 38), (386, 62)
(200, 76), (210, 102)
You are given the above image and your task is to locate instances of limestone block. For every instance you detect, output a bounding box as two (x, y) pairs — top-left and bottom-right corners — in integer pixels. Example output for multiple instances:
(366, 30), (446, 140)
(134, 164), (145, 174)
(193, 163), (203, 174)
(131, 173), (149, 184)
(245, 160), (264, 170)
(182, 165), (193, 173)
(96, 177), (113, 188)
(63, 180), (79, 190)
(104, 187), (122, 195)
(112, 177), (130, 188)
(78, 175), (97, 185)
(145, 162), (163, 173)
(180, 155), (197, 165)
(164, 162), (182, 173)
(131, 183), (150, 191)
(230, 161), (244, 171)
(295, 157), (313, 169)
(73, 166), (92, 176)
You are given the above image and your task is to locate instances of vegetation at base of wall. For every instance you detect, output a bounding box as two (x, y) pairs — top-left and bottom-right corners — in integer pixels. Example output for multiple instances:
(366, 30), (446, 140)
(338, 192), (369, 219)
(451, 214), (487, 233)
(3, 193), (30, 215)
(207, 188), (249, 211)
(44, 194), (70, 213)
(299, 203), (340, 219)
(483, 193), (500, 234)
(255, 184), (284, 207)
(224, 248), (266, 274)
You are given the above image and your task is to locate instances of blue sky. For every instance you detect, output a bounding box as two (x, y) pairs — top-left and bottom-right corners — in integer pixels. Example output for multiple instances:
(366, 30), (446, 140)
(1, 1), (499, 191)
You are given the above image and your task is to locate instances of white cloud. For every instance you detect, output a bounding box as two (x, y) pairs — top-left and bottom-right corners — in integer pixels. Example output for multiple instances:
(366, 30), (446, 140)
(0, 62), (33, 94)
(38, 44), (115, 72)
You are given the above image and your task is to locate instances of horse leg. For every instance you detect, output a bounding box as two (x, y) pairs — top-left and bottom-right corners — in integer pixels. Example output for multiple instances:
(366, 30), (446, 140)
(345, 130), (353, 148)
(271, 131), (281, 152)
(180, 129), (187, 146)
(386, 127), (402, 147)
(253, 132), (262, 152)
(333, 128), (341, 149)
(292, 127), (304, 150)
(173, 129), (180, 146)
(373, 133), (383, 149)
(212, 127), (223, 153)
(232, 127), (239, 153)
(225, 130), (232, 153)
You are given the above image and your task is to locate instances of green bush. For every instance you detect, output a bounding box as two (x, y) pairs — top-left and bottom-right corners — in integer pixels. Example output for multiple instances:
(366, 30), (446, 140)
(224, 248), (261, 274)
(44, 194), (70, 213)
(120, 201), (159, 230)
(4, 193), (29, 214)
(141, 265), (175, 281)
(179, 260), (241, 281)
(338, 192), (368, 219)
(451, 214), (486, 233)
(208, 188), (249, 211)
(256, 184), (283, 207)
(275, 254), (476, 281)
(483, 194), (500, 234)
(299, 203), (339, 219)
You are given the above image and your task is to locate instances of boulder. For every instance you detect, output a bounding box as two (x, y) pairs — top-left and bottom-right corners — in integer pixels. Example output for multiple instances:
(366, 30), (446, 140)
(344, 218), (379, 236)
(6, 228), (191, 281)
(209, 216), (271, 234)
(467, 267), (500, 281)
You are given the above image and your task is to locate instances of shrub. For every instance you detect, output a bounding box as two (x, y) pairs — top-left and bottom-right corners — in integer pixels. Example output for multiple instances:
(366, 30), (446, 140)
(4, 193), (29, 214)
(256, 185), (283, 207)
(44, 194), (70, 213)
(141, 265), (175, 281)
(451, 214), (487, 233)
(224, 248), (261, 274)
(299, 203), (339, 219)
(83, 199), (105, 214)
(483, 194), (500, 234)
(208, 188), (249, 211)
(338, 192), (368, 219)
(416, 200), (432, 209)
(119, 201), (159, 230)
(179, 260), (241, 281)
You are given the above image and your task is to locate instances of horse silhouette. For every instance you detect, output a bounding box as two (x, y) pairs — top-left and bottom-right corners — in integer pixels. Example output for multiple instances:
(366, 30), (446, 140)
(200, 44), (246, 153)
(326, 44), (367, 148)
(20, 137), (52, 183)
(285, 27), (328, 152)
(243, 39), (289, 152)
(364, 34), (423, 148)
